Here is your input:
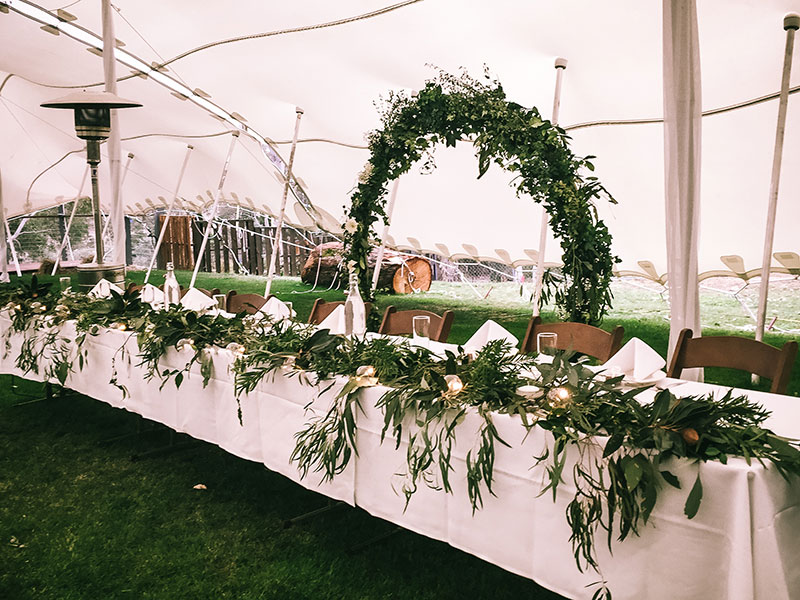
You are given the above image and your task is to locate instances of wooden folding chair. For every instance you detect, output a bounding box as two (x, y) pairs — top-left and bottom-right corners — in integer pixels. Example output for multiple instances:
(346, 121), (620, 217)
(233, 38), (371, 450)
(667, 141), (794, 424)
(667, 328), (798, 394)
(378, 306), (454, 343)
(225, 290), (270, 315)
(520, 316), (624, 362)
(307, 299), (373, 325)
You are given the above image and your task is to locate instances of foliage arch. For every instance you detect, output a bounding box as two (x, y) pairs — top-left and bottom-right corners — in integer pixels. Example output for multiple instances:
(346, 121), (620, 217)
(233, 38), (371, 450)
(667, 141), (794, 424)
(343, 70), (619, 324)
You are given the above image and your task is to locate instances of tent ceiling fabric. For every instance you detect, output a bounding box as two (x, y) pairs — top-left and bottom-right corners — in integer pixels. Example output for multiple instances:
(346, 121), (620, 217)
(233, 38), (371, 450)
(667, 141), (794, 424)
(1, 0), (799, 275)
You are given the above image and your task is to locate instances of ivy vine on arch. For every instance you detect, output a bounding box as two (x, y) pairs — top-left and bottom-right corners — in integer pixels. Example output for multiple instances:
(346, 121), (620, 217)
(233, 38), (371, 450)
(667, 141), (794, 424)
(343, 70), (619, 325)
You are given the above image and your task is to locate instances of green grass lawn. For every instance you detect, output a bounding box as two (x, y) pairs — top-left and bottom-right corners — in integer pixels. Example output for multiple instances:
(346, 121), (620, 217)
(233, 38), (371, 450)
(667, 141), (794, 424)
(1, 271), (798, 599)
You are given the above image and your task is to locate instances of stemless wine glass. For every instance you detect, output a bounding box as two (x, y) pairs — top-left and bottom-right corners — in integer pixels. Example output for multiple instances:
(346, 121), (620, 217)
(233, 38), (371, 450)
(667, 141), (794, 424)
(213, 294), (226, 311)
(59, 276), (72, 293)
(537, 332), (558, 355)
(412, 315), (431, 348)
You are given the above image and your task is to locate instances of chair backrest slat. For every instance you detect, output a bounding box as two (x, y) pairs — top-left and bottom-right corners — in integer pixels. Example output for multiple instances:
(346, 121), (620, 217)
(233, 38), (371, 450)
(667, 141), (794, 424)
(666, 328), (798, 395)
(377, 306), (454, 342)
(520, 316), (624, 363)
(307, 298), (373, 325)
(225, 290), (268, 315)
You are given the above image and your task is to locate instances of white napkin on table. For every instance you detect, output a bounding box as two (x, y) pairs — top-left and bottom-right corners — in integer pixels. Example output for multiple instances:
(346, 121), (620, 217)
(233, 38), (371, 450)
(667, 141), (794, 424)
(88, 278), (124, 299)
(602, 337), (666, 381)
(253, 296), (294, 321)
(317, 304), (346, 335)
(180, 287), (216, 312)
(139, 283), (164, 306)
(464, 320), (519, 352)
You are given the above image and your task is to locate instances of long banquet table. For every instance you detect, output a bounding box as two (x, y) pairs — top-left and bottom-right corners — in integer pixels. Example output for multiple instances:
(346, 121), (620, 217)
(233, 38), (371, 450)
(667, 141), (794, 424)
(2, 314), (798, 600)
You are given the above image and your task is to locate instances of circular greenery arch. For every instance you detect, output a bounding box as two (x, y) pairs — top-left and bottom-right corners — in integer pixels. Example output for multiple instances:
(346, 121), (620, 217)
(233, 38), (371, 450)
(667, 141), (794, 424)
(344, 70), (619, 324)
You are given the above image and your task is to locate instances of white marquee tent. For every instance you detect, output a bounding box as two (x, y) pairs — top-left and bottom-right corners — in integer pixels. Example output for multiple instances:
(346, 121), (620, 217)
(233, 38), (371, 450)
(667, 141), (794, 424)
(0, 0), (799, 288)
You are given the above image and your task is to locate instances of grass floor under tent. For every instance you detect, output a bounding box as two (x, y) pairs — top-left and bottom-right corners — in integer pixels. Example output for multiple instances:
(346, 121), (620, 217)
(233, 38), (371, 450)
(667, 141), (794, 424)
(1, 271), (798, 600)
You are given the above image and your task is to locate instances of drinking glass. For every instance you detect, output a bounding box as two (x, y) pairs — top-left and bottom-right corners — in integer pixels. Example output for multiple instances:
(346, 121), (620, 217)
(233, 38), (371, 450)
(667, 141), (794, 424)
(284, 301), (294, 319)
(59, 276), (72, 293)
(213, 293), (227, 311)
(537, 332), (558, 355)
(412, 315), (430, 348)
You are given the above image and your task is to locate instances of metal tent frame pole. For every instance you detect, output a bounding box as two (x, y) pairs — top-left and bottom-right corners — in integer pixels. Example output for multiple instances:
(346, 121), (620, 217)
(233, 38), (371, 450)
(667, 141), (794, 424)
(4, 216), (21, 277)
(100, 152), (134, 243)
(264, 107), (304, 297)
(101, 0), (126, 266)
(755, 13), (799, 342)
(0, 168), (8, 282)
(51, 166), (89, 276)
(371, 178), (400, 293)
(532, 57), (567, 316)
(189, 132), (239, 289)
(144, 145), (194, 284)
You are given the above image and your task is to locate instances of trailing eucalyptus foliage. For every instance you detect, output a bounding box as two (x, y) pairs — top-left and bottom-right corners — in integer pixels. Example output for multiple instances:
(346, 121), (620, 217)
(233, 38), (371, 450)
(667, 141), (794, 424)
(343, 69), (619, 323)
(2, 282), (799, 600)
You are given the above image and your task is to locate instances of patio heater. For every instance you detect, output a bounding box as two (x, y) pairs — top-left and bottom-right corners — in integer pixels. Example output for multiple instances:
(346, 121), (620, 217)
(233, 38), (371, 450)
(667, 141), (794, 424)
(41, 90), (141, 290)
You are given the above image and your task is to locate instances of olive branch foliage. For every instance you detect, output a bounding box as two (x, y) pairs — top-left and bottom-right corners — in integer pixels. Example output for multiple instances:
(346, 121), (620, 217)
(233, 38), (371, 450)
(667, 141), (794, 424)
(343, 68), (619, 324)
(2, 280), (800, 599)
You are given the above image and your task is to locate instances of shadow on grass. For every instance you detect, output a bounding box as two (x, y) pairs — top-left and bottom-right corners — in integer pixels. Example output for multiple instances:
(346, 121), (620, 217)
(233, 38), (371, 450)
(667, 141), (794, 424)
(0, 379), (564, 600)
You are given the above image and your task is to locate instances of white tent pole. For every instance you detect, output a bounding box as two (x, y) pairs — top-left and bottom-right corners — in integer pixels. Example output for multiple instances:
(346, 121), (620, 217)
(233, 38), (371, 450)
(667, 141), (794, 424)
(264, 107), (304, 297)
(101, 0), (126, 266)
(0, 168), (8, 283)
(51, 165), (89, 276)
(190, 132), (239, 289)
(100, 152), (134, 242)
(144, 145), (194, 284)
(371, 178), (400, 292)
(4, 216), (21, 277)
(755, 13), (799, 342)
(532, 57), (567, 316)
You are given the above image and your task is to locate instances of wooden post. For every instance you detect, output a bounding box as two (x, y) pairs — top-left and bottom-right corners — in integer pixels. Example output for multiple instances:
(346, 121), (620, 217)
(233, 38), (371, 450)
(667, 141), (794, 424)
(124, 216), (132, 265)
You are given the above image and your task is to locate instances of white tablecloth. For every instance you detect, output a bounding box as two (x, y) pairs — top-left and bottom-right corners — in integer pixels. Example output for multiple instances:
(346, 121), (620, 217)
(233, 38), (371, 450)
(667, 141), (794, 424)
(2, 315), (798, 600)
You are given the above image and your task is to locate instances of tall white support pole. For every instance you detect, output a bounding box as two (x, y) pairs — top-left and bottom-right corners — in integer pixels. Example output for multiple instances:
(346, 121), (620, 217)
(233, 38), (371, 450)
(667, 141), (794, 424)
(190, 132), (239, 289)
(100, 152), (134, 242)
(532, 57), (567, 316)
(371, 178), (400, 292)
(0, 168), (8, 282)
(144, 145), (194, 283)
(264, 107), (304, 297)
(51, 166), (89, 275)
(4, 217), (21, 277)
(755, 13), (799, 342)
(101, 0), (126, 266)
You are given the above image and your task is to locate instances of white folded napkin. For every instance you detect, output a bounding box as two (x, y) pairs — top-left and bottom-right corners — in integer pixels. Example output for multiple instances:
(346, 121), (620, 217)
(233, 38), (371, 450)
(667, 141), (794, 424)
(464, 319), (519, 352)
(139, 283), (164, 306)
(317, 304), (346, 335)
(180, 287), (216, 312)
(602, 337), (666, 381)
(88, 278), (124, 299)
(253, 296), (294, 321)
